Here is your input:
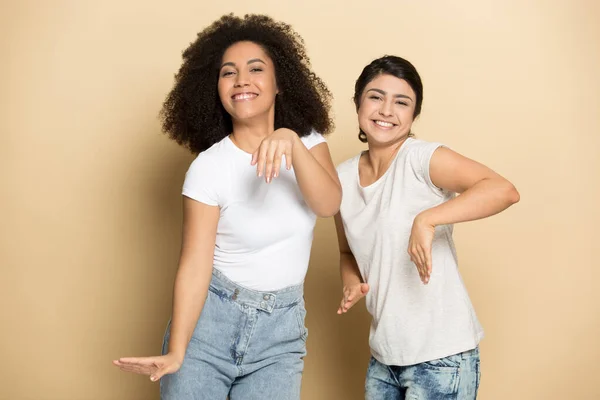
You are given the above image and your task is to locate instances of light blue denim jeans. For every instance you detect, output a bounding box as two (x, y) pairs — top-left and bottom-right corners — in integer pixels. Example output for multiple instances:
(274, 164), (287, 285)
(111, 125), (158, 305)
(365, 347), (481, 399)
(160, 269), (308, 400)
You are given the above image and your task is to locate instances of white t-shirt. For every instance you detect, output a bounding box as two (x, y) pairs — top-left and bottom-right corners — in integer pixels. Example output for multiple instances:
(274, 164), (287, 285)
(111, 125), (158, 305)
(182, 131), (326, 291)
(337, 138), (484, 366)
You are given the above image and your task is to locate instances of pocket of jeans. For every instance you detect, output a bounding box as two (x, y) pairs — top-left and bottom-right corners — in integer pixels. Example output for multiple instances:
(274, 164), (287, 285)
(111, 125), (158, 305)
(294, 301), (309, 342)
(161, 319), (172, 356)
(423, 353), (462, 369)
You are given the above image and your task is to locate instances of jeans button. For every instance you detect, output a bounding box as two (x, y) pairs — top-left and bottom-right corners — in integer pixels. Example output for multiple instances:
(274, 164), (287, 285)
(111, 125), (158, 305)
(263, 294), (270, 300)
(260, 301), (267, 309)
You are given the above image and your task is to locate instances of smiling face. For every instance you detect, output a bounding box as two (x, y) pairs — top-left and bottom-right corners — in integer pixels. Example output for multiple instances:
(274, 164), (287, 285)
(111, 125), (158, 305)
(217, 41), (279, 123)
(357, 73), (417, 146)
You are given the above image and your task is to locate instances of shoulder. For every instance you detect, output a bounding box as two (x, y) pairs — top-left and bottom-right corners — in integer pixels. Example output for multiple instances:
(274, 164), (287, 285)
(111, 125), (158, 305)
(336, 153), (361, 183)
(182, 138), (231, 206)
(185, 137), (232, 184)
(403, 137), (445, 155)
(187, 137), (230, 170)
(402, 138), (446, 169)
(299, 129), (327, 149)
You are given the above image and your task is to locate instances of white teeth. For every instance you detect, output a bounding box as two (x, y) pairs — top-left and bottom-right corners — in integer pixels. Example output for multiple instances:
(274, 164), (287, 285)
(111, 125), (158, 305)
(233, 93), (257, 100)
(374, 120), (394, 127)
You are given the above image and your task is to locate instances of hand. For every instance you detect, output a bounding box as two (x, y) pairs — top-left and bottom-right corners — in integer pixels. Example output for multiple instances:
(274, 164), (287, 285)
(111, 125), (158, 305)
(408, 214), (435, 284)
(337, 282), (369, 314)
(251, 128), (298, 183)
(113, 352), (183, 382)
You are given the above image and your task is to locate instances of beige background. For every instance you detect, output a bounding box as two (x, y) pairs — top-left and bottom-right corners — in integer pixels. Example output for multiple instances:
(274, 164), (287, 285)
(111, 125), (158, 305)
(1, 0), (598, 399)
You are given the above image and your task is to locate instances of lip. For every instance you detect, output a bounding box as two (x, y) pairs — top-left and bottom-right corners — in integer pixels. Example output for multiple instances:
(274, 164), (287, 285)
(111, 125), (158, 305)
(232, 92), (258, 101)
(372, 120), (397, 129)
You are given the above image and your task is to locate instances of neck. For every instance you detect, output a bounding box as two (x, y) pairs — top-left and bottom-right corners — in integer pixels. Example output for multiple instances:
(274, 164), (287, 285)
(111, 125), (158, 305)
(364, 136), (409, 176)
(230, 110), (275, 153)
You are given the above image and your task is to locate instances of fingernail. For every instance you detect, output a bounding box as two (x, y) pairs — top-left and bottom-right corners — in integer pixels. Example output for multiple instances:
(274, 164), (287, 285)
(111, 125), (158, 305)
(267, 177), (271, 183)
(150, 376), (157, 381)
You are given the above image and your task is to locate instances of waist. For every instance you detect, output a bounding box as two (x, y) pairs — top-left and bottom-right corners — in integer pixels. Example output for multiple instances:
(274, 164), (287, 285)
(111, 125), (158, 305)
(209, 268), (304, 313)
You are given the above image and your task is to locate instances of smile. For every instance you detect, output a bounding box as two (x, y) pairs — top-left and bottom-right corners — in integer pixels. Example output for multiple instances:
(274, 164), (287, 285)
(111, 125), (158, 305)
(232, 93), (258, 101)
(373, 120), (396, 128)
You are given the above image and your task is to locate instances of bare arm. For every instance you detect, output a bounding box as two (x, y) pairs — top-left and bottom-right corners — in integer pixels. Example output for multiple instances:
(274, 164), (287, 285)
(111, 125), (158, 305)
(409, 147), (520, 283)
(292, 139), (342, 217)
(114, 196), (219, 381)
(334, 213), (369, 313)
(419, 147), (520, 226)
(168, 197), (220, 359)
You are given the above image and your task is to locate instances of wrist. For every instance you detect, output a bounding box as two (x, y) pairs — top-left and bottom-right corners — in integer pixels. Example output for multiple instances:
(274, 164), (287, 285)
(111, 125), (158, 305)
(415, 210), (436, 228)
(168, 351), (185, 364)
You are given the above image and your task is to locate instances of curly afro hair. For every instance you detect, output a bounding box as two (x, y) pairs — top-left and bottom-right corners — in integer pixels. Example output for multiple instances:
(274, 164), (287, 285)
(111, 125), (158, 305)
(160, 14), (334, 154)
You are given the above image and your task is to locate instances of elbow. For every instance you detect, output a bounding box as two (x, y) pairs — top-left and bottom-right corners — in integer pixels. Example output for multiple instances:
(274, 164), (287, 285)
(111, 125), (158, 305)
(504, 182), (520, 205)
(315, 206), (340, 218)
(313, 187), (342, 218)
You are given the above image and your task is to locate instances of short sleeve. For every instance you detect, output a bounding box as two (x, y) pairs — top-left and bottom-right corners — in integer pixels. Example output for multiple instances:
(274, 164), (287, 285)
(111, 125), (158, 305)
(409, 141), (447, 194)
(300, 130), (327, 150)
(182, 153), (222, 206)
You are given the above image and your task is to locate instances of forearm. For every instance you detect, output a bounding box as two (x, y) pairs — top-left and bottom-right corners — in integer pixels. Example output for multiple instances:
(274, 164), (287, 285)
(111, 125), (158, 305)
(291, 136), (341, 217)
(419, 177), (520, 226)
(340, 253), (363, 288)
(167, 261), (213, 360)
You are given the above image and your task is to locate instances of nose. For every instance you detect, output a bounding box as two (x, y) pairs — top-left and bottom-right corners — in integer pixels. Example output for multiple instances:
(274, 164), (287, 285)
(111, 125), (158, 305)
(234, 70), (250, 88)
(379, 100), (393, 117)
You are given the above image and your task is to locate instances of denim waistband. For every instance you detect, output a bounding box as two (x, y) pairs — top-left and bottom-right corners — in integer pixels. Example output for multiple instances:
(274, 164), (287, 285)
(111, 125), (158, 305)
(209, 268), (304, 314)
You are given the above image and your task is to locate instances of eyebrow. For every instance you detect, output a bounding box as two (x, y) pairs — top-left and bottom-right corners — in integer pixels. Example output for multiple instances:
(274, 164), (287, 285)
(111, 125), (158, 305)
(220, 58), (267, 69)
(366, 88), (413, 101)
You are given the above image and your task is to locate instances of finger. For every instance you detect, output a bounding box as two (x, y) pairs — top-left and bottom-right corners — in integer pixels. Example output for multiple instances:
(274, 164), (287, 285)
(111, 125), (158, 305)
(360, 283), (370, 294)
(119, 364), (154, 375)
(344, 299), (358, 312)
(256, 142), (269, 177)
(345, 288), (354, 303)
(424, 246), (433, 276)
(272, 144), (284, 179)
(251, 150), (258, 166)
(264, 142), (278, 183)
(116, 357), (156, 366)
(416, 246), (429, 283)
(150, 365), (172, 382)
(410, 251), (425, 282)
(408, 246), (421, 275)
(414, 246), (426, 279)
(285, 147), (293, 170)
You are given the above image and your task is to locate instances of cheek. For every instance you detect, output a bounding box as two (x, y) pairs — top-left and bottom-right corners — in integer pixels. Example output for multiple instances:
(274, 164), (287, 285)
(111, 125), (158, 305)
(259, 77), (277, 98)
(357, 105), (373, 124)
(399, 109), (415, 124)
(217, 81), (230, 106)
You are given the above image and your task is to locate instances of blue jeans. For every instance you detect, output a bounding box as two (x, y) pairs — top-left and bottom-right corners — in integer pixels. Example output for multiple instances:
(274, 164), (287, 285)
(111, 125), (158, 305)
(160, 269), (308, 399)
(365, 348), (481, 399)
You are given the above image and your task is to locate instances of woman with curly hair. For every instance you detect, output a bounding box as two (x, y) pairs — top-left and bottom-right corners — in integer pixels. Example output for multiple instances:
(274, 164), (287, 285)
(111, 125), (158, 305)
(113, 14), (341, 399)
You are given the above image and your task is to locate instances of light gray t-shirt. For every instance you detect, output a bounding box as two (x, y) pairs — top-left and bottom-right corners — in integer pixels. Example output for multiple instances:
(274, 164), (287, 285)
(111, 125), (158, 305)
(337, 138), (484, 366)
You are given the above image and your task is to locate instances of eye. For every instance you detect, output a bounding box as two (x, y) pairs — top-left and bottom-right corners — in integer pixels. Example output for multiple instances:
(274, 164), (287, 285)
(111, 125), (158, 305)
(250, 67), (263, 73)
(396, 101), (408, 106)
(221, 70), (235, 77)
(369, 95), (382, 101)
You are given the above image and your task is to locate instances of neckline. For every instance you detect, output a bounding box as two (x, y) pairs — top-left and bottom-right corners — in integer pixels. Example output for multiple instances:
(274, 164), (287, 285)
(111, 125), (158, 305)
(225, 135), (254, 156)
(356, 138), (412, 189)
